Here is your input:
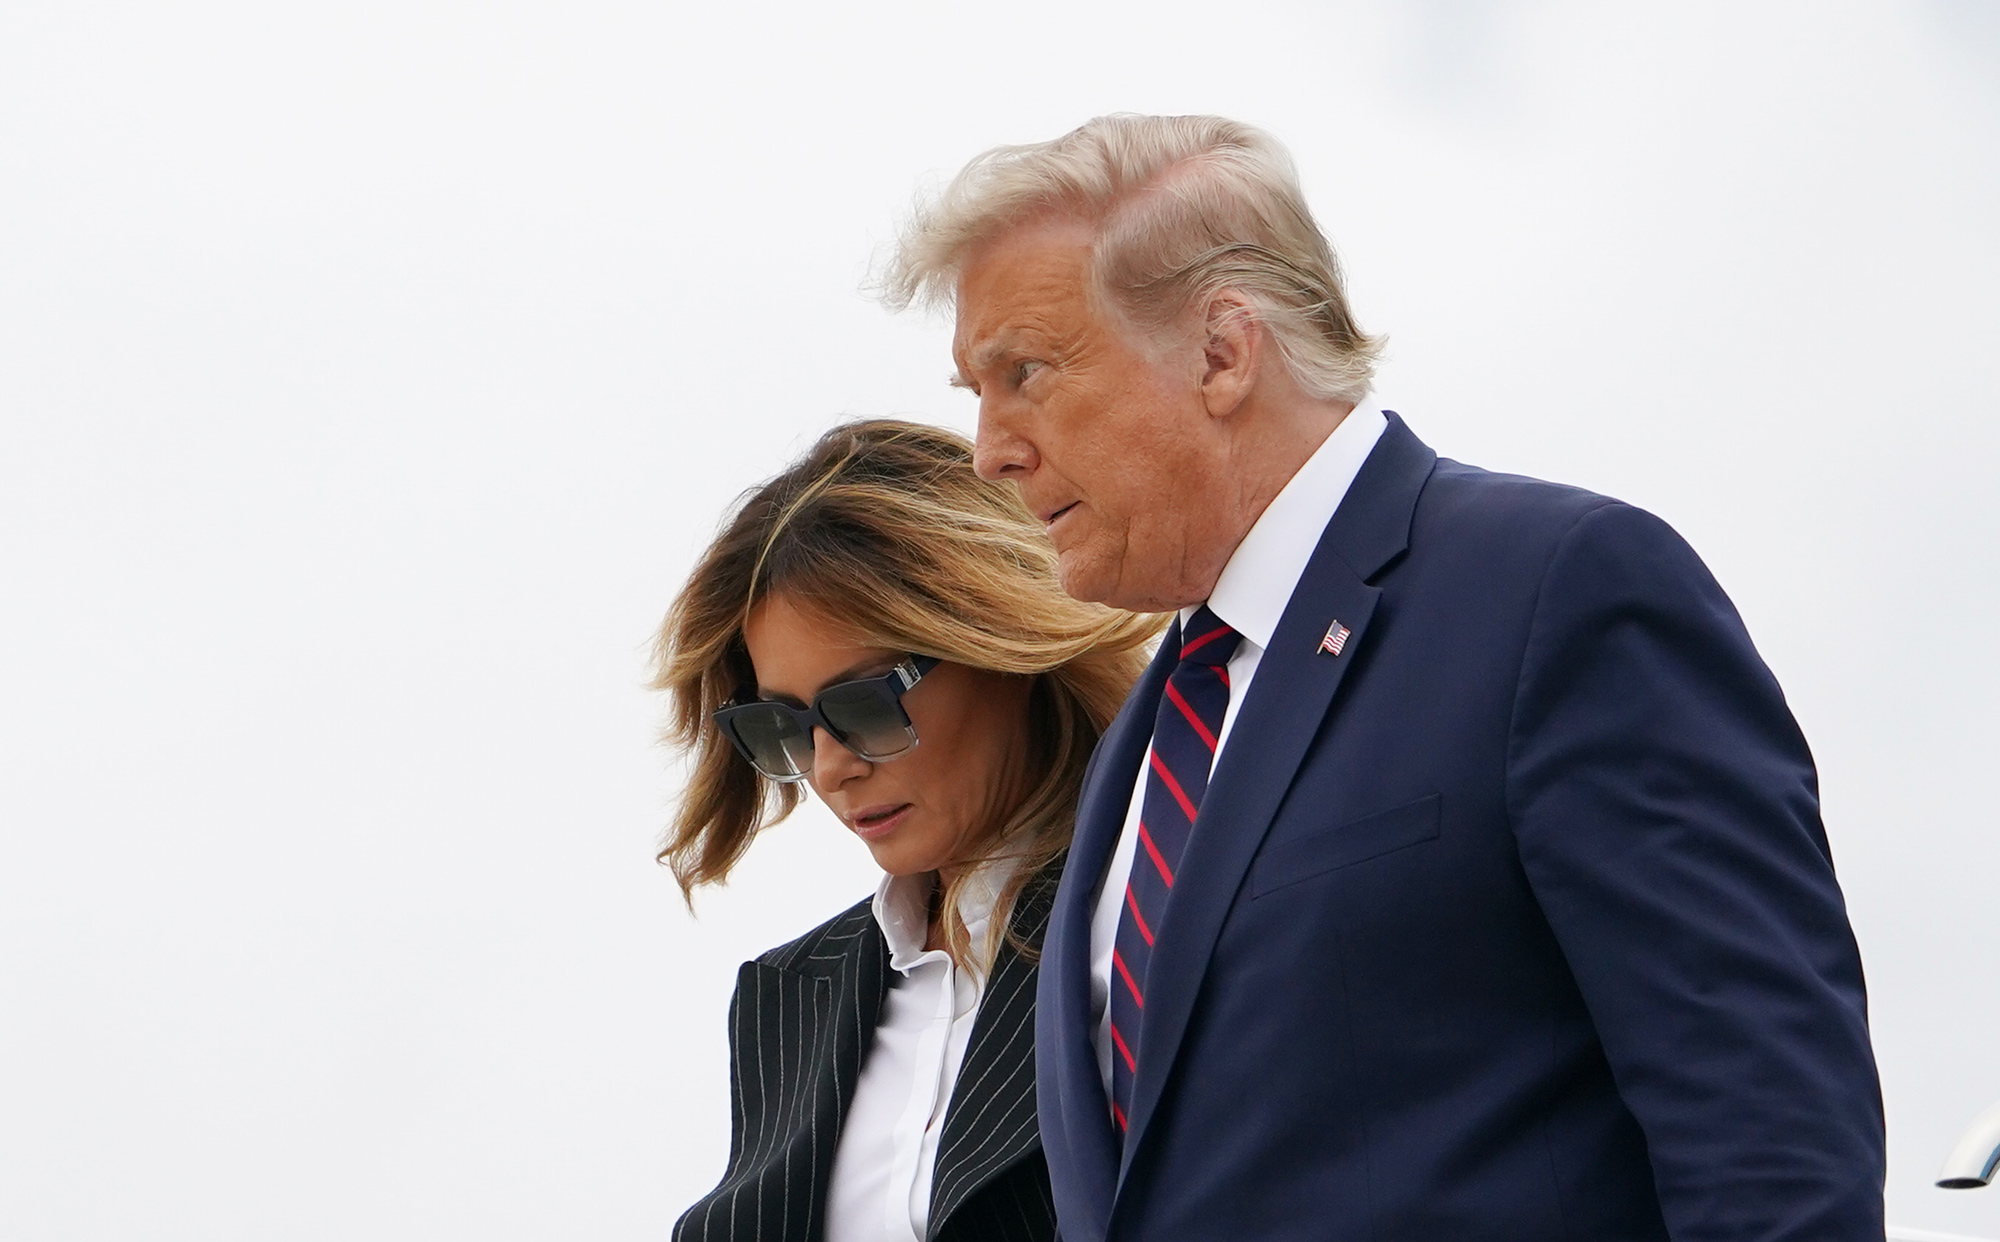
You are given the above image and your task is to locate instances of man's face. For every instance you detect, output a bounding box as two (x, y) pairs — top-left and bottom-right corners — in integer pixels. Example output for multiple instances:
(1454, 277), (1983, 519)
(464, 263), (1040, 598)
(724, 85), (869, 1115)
(952, 221), (1227, 611)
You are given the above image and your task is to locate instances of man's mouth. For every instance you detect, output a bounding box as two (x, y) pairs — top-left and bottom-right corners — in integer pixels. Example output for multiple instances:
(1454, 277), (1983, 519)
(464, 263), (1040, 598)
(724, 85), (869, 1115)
(1045, 501), (1080, 527)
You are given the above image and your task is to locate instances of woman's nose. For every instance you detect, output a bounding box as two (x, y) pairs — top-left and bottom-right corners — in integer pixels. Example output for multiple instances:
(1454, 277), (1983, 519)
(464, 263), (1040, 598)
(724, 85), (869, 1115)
(809, 726), (871, 791)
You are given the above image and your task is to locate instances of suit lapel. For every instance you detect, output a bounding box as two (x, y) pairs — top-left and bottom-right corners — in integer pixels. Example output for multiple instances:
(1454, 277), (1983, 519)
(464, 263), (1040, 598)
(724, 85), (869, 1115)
(829, 914), (894, 1135)
(1040, 637), (1177, 1242)
(1116, 413), (1438, 1185)
(927, 865), (1060, 1235)
(727, 910), (892, 1242)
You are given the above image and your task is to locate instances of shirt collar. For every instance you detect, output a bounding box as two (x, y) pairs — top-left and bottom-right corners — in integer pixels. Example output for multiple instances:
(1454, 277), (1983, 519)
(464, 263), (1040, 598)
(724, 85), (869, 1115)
(870, 857), (1016, 974)
(1185, 401), (1390, 649)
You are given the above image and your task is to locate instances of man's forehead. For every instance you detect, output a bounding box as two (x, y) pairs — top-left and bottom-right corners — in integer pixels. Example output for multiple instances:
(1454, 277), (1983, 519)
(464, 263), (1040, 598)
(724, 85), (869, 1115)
(951, 224), (1097, 364)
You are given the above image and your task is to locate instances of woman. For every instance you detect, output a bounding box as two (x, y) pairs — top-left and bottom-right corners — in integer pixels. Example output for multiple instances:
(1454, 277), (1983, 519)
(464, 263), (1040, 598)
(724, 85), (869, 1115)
(655, 419), (1159, 1242)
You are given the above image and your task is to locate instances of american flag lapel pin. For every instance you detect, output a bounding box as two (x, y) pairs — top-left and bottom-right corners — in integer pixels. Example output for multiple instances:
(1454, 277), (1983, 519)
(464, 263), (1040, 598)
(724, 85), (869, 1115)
(1318, 619), (1352, 657)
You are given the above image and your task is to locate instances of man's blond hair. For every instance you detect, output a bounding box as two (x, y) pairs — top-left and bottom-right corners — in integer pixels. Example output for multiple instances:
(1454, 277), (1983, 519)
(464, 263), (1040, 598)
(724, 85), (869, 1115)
(882, 113), (1382, 402)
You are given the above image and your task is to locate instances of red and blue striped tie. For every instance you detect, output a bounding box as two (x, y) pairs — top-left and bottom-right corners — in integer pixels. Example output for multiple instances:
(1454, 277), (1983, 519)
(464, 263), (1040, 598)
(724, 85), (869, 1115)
(1108, 605), (1241, 1135)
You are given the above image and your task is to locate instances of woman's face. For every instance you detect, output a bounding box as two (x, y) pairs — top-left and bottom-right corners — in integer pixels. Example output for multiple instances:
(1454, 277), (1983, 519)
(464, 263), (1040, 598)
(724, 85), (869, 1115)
(740, 591), (1036, 881)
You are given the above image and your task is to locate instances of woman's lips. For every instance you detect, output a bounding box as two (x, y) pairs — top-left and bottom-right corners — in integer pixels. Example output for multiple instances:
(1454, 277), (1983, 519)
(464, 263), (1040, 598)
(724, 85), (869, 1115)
(849, 804), (912, 840)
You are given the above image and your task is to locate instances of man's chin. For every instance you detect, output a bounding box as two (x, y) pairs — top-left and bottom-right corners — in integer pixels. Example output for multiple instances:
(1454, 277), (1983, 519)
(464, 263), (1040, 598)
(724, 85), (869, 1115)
(1053, 550), (1117, 606)
(1056, 551), (1167, 612)
(1060, 551), (1210, 613)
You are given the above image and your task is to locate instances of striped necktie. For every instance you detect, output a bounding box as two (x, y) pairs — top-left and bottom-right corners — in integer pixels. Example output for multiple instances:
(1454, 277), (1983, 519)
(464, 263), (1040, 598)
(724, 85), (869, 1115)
(1107, 605), (1242, 1135)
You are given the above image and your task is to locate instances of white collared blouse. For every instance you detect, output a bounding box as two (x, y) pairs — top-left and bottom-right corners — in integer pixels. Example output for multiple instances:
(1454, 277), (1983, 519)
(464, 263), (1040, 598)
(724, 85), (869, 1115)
(822, 863), (1011, 1242)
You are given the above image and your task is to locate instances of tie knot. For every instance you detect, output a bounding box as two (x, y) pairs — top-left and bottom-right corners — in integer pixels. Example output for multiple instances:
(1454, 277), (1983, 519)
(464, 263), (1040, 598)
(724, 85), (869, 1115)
(1177, 606), (1241, 667)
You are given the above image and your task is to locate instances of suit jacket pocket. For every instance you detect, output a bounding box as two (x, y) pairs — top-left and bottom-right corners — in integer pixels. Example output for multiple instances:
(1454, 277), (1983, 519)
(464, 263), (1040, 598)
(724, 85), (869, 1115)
(1249, 793), (1442, 898)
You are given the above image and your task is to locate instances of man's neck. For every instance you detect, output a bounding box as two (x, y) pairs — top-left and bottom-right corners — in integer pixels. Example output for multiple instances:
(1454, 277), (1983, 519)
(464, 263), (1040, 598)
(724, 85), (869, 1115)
(1203, 395), (1357, 595)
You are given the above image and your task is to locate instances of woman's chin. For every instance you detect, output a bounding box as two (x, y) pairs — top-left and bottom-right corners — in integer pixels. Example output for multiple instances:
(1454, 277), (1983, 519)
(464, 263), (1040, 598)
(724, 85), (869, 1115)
(865, 840), (950, 880)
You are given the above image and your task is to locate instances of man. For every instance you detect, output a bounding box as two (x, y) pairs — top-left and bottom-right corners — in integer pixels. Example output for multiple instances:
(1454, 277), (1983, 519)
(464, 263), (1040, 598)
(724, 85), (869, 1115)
(883, 116), (1884, 1239)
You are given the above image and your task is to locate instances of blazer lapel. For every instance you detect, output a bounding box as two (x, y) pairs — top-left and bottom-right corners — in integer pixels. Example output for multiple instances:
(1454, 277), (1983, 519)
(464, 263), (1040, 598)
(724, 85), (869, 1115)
(1116, 413), (1438, 1184)
(1039, 637), (1177, 1242)
(926, 865), (1061, 1235)
(828, 915), (894, 1136)
(724, 911), (892, 1242)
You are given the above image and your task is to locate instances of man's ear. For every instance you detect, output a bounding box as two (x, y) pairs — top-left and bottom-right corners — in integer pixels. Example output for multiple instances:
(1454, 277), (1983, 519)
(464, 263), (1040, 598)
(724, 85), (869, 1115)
(1198, 291), (1259, 420)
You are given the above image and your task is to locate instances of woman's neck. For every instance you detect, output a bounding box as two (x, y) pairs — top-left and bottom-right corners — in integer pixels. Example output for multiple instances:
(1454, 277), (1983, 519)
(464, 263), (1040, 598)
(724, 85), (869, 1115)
(923, 869), (948, 952)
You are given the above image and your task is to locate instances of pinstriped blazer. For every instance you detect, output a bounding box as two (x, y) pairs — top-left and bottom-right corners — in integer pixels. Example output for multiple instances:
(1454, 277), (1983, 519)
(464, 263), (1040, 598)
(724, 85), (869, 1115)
(673, 864), (1060, 1242)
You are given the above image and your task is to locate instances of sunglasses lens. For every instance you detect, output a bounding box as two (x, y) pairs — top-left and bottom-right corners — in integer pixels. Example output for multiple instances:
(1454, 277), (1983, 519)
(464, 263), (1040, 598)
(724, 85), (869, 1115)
(816, 681), (918, 761)
(728, 707), (815, 780)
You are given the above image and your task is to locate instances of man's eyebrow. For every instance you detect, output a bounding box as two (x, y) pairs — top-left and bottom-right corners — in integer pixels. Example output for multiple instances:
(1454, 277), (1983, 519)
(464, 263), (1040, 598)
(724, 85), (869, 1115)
(958, 331), (1025, 377)
(949, 336), (1009, 390)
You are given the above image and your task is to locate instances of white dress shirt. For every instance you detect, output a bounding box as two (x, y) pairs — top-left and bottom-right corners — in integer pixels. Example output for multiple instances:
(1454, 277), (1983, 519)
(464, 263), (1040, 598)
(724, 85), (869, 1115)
(824, 863), (1012, 1242)
(1087, 402), (1390, 1094)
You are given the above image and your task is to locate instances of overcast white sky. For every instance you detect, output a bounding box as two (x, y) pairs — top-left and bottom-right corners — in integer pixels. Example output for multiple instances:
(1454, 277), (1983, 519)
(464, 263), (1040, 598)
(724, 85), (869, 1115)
(3, 2), (1997, 1238)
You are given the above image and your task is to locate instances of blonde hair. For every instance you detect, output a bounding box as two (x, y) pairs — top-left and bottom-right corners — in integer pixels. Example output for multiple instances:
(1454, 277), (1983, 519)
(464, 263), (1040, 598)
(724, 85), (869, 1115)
(652, 418), (1162, 968)
(882, 113), (1382, 403)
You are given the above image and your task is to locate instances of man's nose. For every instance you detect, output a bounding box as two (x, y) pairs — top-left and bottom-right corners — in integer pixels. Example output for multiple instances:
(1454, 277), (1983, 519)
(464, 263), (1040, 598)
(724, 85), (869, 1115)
(972, 397), (1037, 482)
(808, 726), (870, 793)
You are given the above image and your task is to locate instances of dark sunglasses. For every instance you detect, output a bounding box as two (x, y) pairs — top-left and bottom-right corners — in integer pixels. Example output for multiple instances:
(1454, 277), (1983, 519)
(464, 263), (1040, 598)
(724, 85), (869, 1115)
(713, 654), (942, 783)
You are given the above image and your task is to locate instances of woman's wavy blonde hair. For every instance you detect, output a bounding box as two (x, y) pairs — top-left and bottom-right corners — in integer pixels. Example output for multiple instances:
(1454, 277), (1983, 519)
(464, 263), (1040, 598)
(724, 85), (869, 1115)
(652, 418), (1163, 968)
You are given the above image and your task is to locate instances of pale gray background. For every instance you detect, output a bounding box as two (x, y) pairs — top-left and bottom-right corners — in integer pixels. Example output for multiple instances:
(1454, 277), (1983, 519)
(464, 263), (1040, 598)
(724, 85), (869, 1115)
(2, 1), (1995, 1238)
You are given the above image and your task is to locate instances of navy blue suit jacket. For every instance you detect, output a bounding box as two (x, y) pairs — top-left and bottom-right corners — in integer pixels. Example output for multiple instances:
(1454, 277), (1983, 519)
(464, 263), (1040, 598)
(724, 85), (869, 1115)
(1037, 414), (1884, 1240)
